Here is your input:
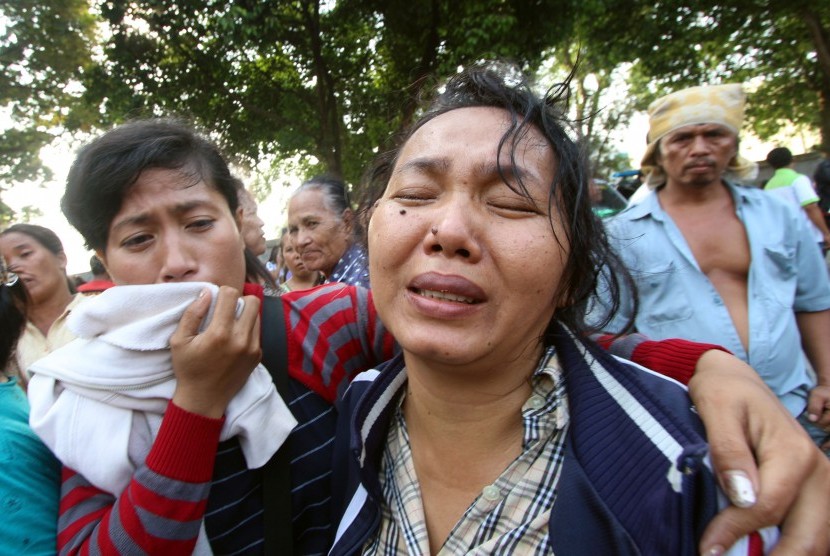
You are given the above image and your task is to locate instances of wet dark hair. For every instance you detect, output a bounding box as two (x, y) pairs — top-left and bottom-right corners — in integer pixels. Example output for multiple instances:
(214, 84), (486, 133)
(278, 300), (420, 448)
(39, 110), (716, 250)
(360, 60), (635, 334)
(0, 259), (27, 370)
(1, 224), (76, 294)
(62, 118), (240, 252)
(766, 146), (793, 169)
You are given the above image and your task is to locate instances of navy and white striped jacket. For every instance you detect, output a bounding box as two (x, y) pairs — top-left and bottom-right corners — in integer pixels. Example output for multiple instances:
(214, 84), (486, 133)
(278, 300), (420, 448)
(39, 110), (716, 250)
(328, 323), (774, 555)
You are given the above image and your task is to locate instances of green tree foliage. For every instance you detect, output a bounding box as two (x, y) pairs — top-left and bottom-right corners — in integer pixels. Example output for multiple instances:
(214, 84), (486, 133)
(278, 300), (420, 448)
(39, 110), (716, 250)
(580, 0), (830, 151)
(0, 0), (96, 220)
(69, 0), (573, 189)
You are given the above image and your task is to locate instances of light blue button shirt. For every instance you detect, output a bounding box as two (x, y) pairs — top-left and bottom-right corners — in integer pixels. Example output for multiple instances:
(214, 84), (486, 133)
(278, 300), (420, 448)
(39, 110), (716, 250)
(593, 181), (830, 417)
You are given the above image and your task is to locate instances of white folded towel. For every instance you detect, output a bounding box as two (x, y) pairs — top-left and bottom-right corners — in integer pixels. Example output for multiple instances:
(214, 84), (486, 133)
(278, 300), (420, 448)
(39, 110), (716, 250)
(27, 282), (297, 554)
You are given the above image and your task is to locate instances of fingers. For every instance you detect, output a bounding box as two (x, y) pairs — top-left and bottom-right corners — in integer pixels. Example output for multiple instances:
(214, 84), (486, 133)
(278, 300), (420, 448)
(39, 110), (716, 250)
(171, 287), (261, 418)
(700, 415), (822, 555)
(767, 449), (830, 556)
(806, 386), (830, 429)
(171, 287), (212, 345)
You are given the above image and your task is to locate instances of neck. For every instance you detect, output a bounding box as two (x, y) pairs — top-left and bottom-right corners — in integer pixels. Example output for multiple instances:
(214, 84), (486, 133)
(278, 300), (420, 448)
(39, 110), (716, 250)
(402, 347), (540, 451)
(30, 288), (73, 335)
(287, 273), (318, 290)
(659, 177), (729, 207)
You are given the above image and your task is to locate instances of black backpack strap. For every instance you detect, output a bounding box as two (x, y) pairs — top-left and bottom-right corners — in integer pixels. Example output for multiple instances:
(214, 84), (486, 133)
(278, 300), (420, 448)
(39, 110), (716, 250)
(260, 295), (293, 555)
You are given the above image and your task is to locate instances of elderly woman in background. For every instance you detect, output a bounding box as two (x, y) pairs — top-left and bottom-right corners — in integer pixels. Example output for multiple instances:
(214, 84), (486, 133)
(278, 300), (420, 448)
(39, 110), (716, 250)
(0, 255), (61, 553)
(287, 175), (370, 288)
(0, 224), (83, 388)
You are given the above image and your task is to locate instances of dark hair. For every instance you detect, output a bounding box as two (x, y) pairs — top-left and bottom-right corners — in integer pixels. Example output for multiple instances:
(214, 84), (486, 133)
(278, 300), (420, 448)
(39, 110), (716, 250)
(360, 61), (634, 334)
(1, 223), (65, 256)
(0, 258), (27, 371)
(766, 147), (793, 169)
(62, 118), (240, 252)
(89, 254), (107, 276)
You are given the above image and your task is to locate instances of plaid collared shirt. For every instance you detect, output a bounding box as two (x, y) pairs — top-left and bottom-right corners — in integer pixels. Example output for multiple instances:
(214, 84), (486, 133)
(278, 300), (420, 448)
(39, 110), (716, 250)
(362, 347), (567, 555)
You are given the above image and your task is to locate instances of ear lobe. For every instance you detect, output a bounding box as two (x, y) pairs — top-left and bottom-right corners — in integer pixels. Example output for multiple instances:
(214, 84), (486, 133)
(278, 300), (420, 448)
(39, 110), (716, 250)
(342, 208), (355, 233)
(94, 250), (109, 272)
(234, 206), (244, 230)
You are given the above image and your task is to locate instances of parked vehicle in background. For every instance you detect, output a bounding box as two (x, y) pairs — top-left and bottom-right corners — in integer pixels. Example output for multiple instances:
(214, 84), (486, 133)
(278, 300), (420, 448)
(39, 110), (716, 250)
(590, 179), (628, 219)
(611, 169), (643, 199)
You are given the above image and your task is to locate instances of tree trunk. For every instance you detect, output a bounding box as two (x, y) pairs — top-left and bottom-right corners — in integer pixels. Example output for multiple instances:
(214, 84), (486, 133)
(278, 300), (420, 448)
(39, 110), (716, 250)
(800, 8), (830, 150)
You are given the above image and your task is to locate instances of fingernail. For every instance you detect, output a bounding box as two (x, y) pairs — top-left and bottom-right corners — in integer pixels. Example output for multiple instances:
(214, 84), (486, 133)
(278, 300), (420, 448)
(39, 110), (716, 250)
(808, 413), (818, 422)
(723, 470), (756, 508)
(198, 287), (209, 298)
(703, 545), (725, 556)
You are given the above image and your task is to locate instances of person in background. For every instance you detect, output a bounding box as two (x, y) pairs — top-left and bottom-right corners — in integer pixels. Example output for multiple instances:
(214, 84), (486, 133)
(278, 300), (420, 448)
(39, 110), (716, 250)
(76, 255), (115, 294)
(235, 179), (268, 257)
(287, 175), (370, 288)
(233, 179), (278, 291)
(50, 117), (829, 555)
(764, 146), (830, 253)
(0, 255), (61, 554)
(812, 147), (830, 229)
(0, 224), (84, 389)
(593, 84), (830, 453)
(280, 233), (320, 293)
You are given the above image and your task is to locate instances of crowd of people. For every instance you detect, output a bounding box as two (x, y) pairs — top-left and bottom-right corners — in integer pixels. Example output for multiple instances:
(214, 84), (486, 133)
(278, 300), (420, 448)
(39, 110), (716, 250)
(1, 61), (829, 555)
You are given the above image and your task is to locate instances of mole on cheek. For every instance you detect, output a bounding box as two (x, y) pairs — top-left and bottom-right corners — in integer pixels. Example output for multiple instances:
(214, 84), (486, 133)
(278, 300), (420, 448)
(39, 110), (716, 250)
(399, 209), (406, 215)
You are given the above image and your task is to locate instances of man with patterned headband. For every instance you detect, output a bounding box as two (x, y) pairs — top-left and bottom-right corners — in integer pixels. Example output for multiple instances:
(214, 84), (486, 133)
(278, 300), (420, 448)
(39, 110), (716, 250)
(593, 84), (830, 452)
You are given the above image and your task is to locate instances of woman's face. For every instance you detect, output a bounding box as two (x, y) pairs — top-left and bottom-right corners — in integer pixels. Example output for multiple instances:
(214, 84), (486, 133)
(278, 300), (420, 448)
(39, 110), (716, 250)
(287, 189), (352, 276)
(0, 232), (69, 305)
(238, 189), (267, 257)
(282, 238), (313, 279)
(98, 167), (247, 289)
(368, 106), (568, 374)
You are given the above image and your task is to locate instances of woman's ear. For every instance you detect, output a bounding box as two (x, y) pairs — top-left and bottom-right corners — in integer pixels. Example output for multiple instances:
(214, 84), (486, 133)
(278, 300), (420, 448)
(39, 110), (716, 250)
(94, 250), (111, 275)
(342, 208), (355, 233)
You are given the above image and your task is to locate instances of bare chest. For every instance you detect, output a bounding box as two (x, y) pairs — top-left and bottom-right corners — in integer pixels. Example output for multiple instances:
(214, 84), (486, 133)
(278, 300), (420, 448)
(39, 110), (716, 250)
(669, 207), (750, 278)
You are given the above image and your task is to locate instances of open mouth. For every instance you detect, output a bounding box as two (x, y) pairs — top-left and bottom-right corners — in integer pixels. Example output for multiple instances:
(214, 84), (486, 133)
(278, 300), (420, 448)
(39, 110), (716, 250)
(414, 288), (478, 304)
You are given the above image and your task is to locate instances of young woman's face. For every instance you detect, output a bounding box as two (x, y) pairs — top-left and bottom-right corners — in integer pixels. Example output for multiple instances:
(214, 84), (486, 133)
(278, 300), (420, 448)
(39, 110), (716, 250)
(368, 106), (568, 373)
(0, 232), (69, 305)
(98, 167), (247, 289)
(282, 238), (313, 279)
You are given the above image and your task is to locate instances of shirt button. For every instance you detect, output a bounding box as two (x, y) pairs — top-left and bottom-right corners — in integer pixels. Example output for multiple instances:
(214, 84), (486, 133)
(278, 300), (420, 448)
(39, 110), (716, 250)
(528, 395), (545, 409)
(482, 485), (501, 501)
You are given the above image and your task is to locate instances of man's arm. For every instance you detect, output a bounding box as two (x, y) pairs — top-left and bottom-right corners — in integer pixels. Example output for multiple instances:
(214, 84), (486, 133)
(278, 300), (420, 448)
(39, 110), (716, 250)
(796, 309), (830, 430)
(803, 202), (830, 246)
(58, 403), (222, 554)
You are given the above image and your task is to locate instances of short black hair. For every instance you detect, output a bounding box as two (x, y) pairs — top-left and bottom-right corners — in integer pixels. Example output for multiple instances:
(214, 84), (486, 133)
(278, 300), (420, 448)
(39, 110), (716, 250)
(360, 60), (635, 334)
(62, 118), (240, 251)
(0, 256), (27, 370)
(766, 147), (793, 169)
(89, 255), (107, 276)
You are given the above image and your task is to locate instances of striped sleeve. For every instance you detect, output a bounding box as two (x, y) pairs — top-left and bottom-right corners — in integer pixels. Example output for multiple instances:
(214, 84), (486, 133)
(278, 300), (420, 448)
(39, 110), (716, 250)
(283, 283), (397, 402)
(591, 333), (729, 386)
(57, 402), (223, 555)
